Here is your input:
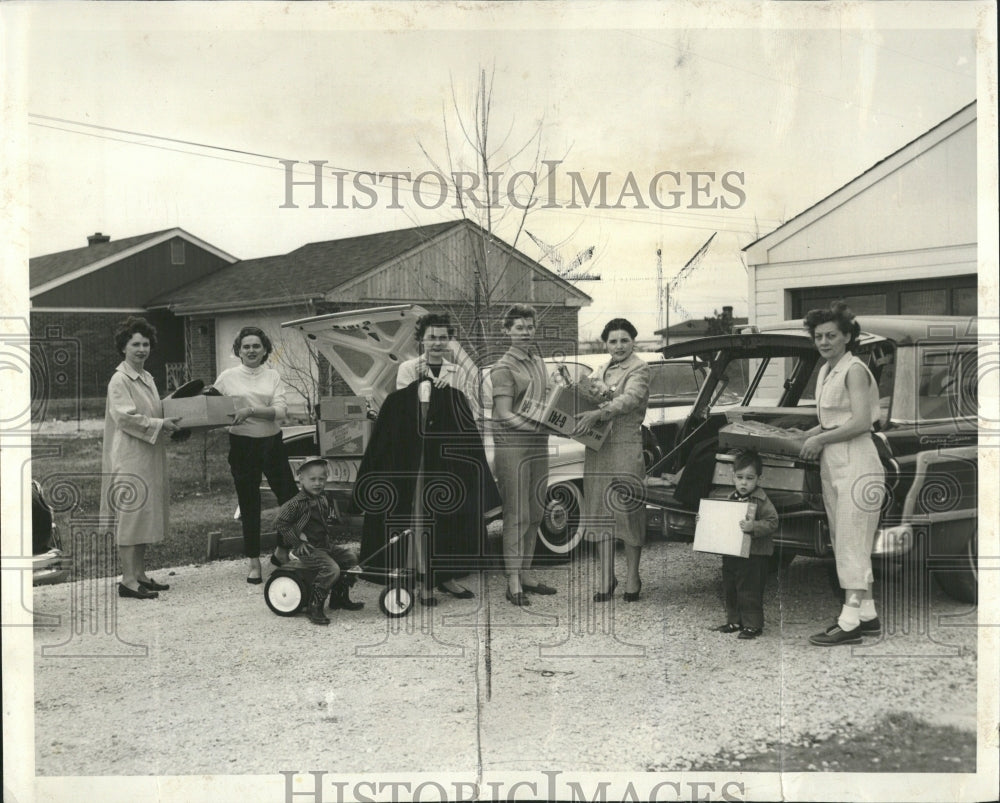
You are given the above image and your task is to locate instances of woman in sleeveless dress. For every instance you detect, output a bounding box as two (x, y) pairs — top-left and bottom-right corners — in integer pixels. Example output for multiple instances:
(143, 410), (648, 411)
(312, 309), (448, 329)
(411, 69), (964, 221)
(799, 301), (885, 646)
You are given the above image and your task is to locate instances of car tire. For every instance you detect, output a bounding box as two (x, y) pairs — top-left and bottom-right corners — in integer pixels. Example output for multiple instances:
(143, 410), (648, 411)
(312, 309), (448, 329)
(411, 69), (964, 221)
(535, 480), (585, 562)
(931, 528), (977, 604)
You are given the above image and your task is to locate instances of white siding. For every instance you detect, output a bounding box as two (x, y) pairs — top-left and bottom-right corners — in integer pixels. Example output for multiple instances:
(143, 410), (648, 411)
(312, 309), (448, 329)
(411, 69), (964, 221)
(748, 107), (977, 330)
(766, 122), (975, 264)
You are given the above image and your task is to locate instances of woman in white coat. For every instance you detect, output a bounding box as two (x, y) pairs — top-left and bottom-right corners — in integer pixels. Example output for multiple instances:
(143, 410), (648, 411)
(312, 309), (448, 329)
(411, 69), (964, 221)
(100, 316), (181, 599)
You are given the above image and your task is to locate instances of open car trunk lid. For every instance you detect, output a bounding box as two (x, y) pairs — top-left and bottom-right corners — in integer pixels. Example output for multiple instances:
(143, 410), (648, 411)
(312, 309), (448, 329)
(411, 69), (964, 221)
(282, 304), (478, 412)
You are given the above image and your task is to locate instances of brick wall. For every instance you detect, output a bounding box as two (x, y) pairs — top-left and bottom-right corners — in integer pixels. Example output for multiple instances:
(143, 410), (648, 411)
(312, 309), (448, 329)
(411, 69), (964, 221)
(29, 310), (189, 420)
(186, 315), (217, 385)
(30, 312), (121, 404)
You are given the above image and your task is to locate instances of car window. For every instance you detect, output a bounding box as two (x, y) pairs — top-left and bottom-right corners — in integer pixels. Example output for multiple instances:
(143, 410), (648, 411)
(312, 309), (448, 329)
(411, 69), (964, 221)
(722, 356), (797, 405)
(917, 344), (977, 422)
(799, 343), (896, 423)
(648, 363), (703, 398)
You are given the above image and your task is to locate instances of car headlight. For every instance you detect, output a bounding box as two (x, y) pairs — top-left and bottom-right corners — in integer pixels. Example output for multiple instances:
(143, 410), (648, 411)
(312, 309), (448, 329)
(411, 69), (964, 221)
(872, 524), (913, 556)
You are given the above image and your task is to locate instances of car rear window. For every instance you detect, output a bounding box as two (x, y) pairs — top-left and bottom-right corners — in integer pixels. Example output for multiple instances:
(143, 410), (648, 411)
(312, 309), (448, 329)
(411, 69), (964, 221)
(917, 344), (977, 422)
(648, 363), (702, 398)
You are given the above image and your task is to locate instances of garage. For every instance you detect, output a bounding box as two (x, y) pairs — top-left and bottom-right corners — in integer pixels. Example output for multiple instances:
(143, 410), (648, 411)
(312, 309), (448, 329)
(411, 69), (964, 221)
(745, 102), (977, 326)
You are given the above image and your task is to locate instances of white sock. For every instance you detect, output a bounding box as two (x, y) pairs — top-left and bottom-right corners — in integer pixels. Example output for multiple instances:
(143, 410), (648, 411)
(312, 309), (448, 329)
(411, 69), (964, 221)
(859, 599), (877, 621)
(838, 604), (861, 632)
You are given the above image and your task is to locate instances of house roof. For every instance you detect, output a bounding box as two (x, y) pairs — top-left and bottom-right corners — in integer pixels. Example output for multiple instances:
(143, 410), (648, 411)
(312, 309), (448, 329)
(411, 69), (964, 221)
(29, 228), (239, 297)
(654, 316), (749, 338)
(151, 219), (592, 314)
(743, 100), (977, 259)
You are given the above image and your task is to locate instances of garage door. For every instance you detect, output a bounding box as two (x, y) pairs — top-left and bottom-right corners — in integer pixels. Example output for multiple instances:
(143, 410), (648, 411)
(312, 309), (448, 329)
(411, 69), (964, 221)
(791, 275), (977, 318)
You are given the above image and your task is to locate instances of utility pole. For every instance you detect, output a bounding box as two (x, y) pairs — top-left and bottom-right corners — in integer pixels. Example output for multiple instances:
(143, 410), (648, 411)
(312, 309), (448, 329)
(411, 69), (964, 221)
(656, 246), (665, 340)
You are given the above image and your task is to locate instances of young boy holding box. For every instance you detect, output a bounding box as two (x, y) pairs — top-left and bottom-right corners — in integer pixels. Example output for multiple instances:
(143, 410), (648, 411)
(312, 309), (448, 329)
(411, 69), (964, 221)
(275, 457), (363, 625)
(711, 449), (779, 640)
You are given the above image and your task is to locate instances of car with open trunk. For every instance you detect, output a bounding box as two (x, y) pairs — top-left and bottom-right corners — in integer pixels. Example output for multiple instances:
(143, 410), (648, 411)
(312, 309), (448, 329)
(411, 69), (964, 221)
(642, 315), (979, 603)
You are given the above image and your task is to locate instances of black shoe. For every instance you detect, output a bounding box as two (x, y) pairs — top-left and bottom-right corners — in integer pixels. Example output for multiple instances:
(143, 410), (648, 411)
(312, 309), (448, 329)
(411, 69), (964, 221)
(437, 583), (475, 599)
(810, 624), (862, 646)
(826, 616), (881, 635)
(246, 575), (263, 585)
(713, 623), (741, 633)
(623, 579), (642, 603)
(270, 554), (287, 568)
(505, 588), (530, 607)
(307, 587), (330, 625)
(118, 583), (158, 600)
(419, 594), (439, 607)
(593, 577), (618, 603)
(138, 578), (169, 592)
(521, 581), (557, 596)
(738, 627), (762, 640)
(329, 580), (364, 611)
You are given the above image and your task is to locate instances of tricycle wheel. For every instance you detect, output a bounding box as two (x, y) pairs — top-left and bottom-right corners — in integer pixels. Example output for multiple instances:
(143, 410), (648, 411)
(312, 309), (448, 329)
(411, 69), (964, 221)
(378, 585), (414, 618)
(265, 571), (306, 616)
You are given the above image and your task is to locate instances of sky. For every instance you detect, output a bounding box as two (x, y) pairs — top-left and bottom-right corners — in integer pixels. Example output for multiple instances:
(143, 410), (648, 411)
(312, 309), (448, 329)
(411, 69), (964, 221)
(8, 2), (987, 340)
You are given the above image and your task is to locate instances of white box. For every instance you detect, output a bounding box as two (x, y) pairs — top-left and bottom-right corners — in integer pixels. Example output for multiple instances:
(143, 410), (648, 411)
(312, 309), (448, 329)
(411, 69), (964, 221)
(162, 396), (240, 430)
(319, 396), (368, 421)
(693, 498), (754, 557)
(318, 419), (373, 457)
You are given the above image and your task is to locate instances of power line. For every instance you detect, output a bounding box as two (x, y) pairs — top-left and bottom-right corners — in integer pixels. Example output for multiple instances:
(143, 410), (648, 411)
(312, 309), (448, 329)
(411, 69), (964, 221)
(28, 113), (783, 234)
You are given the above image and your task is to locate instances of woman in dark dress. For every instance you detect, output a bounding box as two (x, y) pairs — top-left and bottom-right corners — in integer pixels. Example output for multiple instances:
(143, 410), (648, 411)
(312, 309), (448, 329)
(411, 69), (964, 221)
(354, 378), (500, 605)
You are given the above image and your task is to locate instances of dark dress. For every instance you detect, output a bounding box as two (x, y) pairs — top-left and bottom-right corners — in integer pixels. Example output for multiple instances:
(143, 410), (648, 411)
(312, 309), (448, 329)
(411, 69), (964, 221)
(355, 381), (501, 582)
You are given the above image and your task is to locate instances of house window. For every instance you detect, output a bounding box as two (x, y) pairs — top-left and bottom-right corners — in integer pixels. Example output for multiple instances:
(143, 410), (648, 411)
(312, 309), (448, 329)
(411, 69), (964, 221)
(900, 289), (947, 315)
(792, 275), (977, 317)
(953, 287), (977, 316)
(171, 240), (186, 265)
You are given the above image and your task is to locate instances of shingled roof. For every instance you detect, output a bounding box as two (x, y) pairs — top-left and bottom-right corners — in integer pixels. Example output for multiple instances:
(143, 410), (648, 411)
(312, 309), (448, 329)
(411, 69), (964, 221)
(30, 230), (174, 289)
(30, 228), (238, 296)
(151, 219), (590, 313)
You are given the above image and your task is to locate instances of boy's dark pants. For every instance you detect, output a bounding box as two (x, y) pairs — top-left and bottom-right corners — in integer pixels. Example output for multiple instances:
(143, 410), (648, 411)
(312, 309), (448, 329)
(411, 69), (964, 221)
(722, 553), (769, 630)
(295, 546), (359, 591)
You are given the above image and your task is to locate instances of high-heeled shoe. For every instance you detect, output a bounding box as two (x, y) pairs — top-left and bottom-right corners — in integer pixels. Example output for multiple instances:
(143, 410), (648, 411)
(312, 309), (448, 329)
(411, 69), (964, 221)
(506, 588), (530, 607)
(593, 577), (618, 603)
(623, 579), (642, 602)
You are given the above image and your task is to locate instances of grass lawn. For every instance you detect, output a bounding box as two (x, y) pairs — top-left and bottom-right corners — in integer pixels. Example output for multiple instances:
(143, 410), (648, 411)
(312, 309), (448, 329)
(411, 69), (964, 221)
(32, 429), (275, 575)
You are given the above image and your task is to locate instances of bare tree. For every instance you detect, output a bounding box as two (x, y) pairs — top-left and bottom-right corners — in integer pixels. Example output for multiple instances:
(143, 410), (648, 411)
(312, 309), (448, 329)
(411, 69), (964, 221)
(269, 327), (325, 422)
(416, 66), (571, 358)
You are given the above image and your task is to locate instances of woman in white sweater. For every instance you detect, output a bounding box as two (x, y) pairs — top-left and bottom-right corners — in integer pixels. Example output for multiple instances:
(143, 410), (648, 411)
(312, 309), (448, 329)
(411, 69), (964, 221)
(214, 326), (298, 583)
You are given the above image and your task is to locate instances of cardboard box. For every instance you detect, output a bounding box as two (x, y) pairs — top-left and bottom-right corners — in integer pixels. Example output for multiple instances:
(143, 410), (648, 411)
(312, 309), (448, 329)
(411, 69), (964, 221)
(718, 420), (807, 458)
(162, 396), (240, 430)
(319, 395), (369, 421)
(319, 419), (373, 457)
(713, 452), (820, 495)
(518, 383), (612, 451)
(693, 498), (753, 557)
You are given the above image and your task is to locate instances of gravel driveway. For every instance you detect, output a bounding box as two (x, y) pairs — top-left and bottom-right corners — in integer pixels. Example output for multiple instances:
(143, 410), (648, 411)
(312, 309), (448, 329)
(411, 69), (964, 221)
(28, 539), (978, 781)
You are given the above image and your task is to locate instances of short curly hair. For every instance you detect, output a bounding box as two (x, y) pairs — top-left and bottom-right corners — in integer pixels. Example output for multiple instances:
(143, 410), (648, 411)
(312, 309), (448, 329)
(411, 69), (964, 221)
(415, 313), (454, 342)
(114, 316), (158, 354)
(502, 304), (537, 330)
(803, 300), (861, 353)
(232, 326), (274, 362)
(600, 317), (638, 342)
